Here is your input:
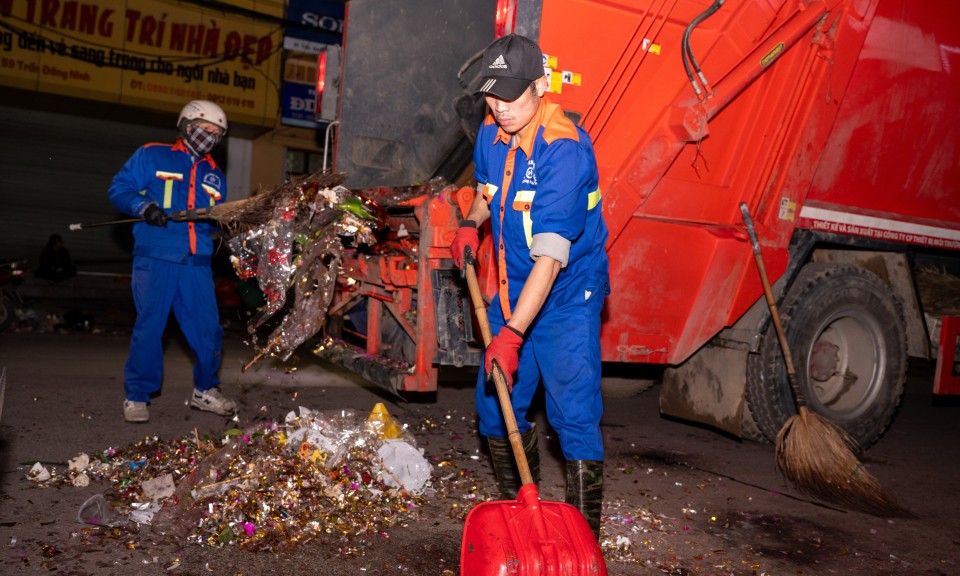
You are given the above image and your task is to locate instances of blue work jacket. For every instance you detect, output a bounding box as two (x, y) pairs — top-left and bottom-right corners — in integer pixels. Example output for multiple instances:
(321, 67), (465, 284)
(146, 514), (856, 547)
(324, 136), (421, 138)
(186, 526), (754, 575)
(108, 140), (226, 263)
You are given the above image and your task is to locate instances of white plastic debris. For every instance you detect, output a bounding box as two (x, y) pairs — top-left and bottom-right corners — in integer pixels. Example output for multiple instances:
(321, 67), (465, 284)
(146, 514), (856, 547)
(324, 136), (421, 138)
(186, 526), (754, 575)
(68, 453), (90, 472)
(376, 439), (432, 495)
(128, 501), (163, 525)
(26, 462), (51, 482)
(72, 473), (90, 487)
(141, 473), (176, 501)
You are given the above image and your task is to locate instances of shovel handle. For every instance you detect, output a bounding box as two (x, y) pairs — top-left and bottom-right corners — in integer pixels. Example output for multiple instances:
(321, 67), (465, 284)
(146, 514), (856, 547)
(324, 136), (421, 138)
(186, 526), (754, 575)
(464, 260), (535, 486)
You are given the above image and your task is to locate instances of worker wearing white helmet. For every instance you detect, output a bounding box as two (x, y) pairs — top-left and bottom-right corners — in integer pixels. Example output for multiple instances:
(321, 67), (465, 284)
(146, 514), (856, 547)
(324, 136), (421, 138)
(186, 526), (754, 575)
(178, 99), (228, 157)
(108, 100), (237, 423)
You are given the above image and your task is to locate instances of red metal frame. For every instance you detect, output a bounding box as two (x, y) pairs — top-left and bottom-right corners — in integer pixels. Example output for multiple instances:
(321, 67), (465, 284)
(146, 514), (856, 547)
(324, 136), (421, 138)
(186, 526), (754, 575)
(934, 316), (960, 395)
(328, 186), (497, 392)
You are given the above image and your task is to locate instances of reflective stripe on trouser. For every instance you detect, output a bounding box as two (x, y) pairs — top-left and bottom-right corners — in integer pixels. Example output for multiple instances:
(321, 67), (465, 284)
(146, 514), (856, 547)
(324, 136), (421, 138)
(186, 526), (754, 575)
(475, 287), (604, 461)
(124, 256), (223, 402)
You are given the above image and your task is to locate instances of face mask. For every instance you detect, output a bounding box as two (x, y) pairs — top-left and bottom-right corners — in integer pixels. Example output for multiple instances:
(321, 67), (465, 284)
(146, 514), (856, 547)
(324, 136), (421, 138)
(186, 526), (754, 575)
(183, 122), (221, 156)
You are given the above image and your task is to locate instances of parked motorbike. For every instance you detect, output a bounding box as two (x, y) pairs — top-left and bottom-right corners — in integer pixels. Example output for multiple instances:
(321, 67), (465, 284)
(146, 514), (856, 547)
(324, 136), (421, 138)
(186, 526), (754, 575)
(0, 259), (29, 331)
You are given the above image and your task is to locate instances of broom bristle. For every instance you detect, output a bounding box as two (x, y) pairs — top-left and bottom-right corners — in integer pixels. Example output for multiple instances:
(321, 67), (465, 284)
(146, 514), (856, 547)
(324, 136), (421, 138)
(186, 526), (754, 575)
(775, 407), (915, 517)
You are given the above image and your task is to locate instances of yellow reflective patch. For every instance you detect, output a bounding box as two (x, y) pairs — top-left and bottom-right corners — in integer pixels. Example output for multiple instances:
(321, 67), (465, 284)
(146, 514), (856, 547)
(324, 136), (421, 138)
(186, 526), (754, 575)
(202, 184), (222, 201)
(523, 212), (533, 248)
(163, 180), (173, 209)
(155, 170), (183, 181)
(587, 188), (602, 211)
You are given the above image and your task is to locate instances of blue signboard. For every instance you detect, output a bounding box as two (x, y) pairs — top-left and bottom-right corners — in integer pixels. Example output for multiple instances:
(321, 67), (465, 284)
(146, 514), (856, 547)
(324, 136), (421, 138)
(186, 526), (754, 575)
(281, 82), (321, 128)
(281, 0), (343, 128)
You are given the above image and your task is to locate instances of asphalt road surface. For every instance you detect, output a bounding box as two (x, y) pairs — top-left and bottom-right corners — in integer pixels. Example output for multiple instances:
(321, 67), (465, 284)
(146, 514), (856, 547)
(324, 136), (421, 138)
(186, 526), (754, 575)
(1, 323), (958, 575)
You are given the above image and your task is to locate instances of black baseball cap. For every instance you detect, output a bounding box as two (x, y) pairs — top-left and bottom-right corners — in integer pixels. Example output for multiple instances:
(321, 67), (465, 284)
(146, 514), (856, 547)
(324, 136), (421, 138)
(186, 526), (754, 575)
(476, 34), (545, 101)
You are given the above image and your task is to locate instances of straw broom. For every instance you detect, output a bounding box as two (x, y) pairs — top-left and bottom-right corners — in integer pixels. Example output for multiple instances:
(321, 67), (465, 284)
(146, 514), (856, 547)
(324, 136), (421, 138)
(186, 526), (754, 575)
(739, 203), (912, 517)
(69, 172), (347, 232)
(172, 171), (348, 232)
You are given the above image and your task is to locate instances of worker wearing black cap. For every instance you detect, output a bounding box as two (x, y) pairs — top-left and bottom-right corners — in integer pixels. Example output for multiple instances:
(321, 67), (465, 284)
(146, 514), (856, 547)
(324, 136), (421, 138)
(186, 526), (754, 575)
(451, 33), (610, 539)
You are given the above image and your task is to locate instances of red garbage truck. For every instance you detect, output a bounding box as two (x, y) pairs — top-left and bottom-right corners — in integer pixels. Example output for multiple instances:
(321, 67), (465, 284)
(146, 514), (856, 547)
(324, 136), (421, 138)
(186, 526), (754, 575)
(315, 0), (960, 449)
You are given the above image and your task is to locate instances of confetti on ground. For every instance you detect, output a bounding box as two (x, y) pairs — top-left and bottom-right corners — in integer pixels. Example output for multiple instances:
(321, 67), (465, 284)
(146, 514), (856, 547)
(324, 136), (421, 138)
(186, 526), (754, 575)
(25, 406), (493, 557)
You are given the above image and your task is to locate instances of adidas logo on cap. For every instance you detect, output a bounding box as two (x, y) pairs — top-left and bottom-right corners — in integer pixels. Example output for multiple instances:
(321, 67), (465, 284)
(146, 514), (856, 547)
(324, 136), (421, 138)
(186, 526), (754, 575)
(488, 54), (508, 69)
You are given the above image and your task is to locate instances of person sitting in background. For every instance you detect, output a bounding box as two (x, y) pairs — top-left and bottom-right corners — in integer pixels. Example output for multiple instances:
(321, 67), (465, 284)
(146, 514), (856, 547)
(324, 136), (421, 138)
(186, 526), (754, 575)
(35, 233), (77, 283)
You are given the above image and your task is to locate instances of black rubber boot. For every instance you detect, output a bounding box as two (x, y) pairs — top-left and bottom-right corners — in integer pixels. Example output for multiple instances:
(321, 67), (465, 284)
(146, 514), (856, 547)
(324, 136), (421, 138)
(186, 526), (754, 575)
(486, 425), (540, 499)
(565, 460), (604, 539)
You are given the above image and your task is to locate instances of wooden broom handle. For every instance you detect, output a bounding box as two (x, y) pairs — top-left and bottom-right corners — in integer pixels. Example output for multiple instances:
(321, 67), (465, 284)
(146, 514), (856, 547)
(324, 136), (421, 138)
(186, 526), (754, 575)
(740, 203), (804, 407)
(464, 259), (535, 486)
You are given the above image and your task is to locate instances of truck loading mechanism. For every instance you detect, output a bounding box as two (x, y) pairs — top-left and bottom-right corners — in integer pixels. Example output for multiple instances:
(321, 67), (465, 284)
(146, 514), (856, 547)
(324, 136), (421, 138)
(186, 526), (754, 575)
(317, 0), (960, 451)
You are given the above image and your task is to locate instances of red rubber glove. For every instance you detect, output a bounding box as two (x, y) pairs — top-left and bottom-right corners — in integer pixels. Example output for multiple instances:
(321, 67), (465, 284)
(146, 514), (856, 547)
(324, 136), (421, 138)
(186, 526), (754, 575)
(450, 222), (479, 270)
(484, 326), (523, 391)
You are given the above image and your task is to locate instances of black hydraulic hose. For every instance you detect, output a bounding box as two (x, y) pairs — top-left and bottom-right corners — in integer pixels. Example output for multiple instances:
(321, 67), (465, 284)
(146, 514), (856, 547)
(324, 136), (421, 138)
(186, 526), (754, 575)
(682, 0), (726, 97)
(457, 48), (485, 89)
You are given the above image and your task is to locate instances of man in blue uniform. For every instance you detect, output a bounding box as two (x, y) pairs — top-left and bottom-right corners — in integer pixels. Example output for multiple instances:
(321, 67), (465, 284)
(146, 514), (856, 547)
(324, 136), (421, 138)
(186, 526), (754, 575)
(109, 100), (237, 423)
(451, 34), (610, 538)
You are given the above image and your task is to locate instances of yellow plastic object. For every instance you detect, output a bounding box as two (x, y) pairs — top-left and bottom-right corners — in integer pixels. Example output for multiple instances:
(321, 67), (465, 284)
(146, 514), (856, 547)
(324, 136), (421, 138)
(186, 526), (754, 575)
(367, 402), (402, 439)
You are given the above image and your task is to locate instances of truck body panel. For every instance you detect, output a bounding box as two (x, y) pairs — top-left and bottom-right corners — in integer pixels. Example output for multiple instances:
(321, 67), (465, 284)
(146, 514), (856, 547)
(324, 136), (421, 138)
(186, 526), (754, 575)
(802, 1), (960, 246)
(334, 0), (493, 189)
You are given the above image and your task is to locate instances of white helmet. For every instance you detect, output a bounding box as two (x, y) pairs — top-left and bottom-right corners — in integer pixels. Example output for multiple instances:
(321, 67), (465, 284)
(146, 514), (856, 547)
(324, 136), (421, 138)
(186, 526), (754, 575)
(178, 100), (228, 134)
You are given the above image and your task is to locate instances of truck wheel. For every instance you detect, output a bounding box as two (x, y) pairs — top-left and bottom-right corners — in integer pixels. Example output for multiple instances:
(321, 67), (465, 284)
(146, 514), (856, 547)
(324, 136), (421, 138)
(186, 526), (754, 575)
(739, 401), (768, 443)
(745, 263), (907, 450)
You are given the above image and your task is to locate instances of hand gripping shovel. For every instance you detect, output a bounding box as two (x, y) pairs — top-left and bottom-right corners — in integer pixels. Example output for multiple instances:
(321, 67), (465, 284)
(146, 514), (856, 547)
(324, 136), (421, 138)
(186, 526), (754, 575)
(460, 258), (607, 576)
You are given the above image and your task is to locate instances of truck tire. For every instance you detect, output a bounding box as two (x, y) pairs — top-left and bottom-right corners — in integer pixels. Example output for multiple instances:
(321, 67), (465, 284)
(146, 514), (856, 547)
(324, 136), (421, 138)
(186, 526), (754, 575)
(739, 401), (768, 443)
(745, 263), (907, 450)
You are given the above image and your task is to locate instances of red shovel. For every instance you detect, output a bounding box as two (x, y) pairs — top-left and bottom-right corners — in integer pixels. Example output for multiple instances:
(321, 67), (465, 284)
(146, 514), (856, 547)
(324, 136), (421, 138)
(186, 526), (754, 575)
(460, 260), (607, 576)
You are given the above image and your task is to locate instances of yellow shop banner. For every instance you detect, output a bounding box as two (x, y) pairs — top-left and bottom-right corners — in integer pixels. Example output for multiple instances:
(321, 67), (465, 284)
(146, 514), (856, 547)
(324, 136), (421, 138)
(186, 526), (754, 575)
(0, 0), (283, 126)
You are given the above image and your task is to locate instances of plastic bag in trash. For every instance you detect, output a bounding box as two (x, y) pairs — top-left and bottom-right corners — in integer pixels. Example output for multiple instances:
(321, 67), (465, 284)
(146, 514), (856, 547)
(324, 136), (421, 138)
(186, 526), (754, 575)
(376, 439), (432, 495)
(128, 502), (163, 525)
(77, 494), (126, 527)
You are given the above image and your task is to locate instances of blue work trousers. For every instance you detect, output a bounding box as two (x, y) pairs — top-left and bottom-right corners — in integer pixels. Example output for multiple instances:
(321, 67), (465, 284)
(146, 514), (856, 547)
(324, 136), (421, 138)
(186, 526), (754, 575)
(475, 283), (605, 461)
(124, 256), (223, 402)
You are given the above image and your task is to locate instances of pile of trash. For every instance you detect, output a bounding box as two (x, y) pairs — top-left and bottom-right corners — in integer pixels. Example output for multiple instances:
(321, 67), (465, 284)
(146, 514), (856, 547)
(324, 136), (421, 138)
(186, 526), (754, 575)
(28, 404), (436, 553)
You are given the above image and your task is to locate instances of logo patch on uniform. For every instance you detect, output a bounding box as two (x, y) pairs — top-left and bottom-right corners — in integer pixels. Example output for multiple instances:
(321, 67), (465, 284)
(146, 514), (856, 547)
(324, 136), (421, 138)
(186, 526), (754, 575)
(202, 173), (223, 200)
(522, 161), (538, 187)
